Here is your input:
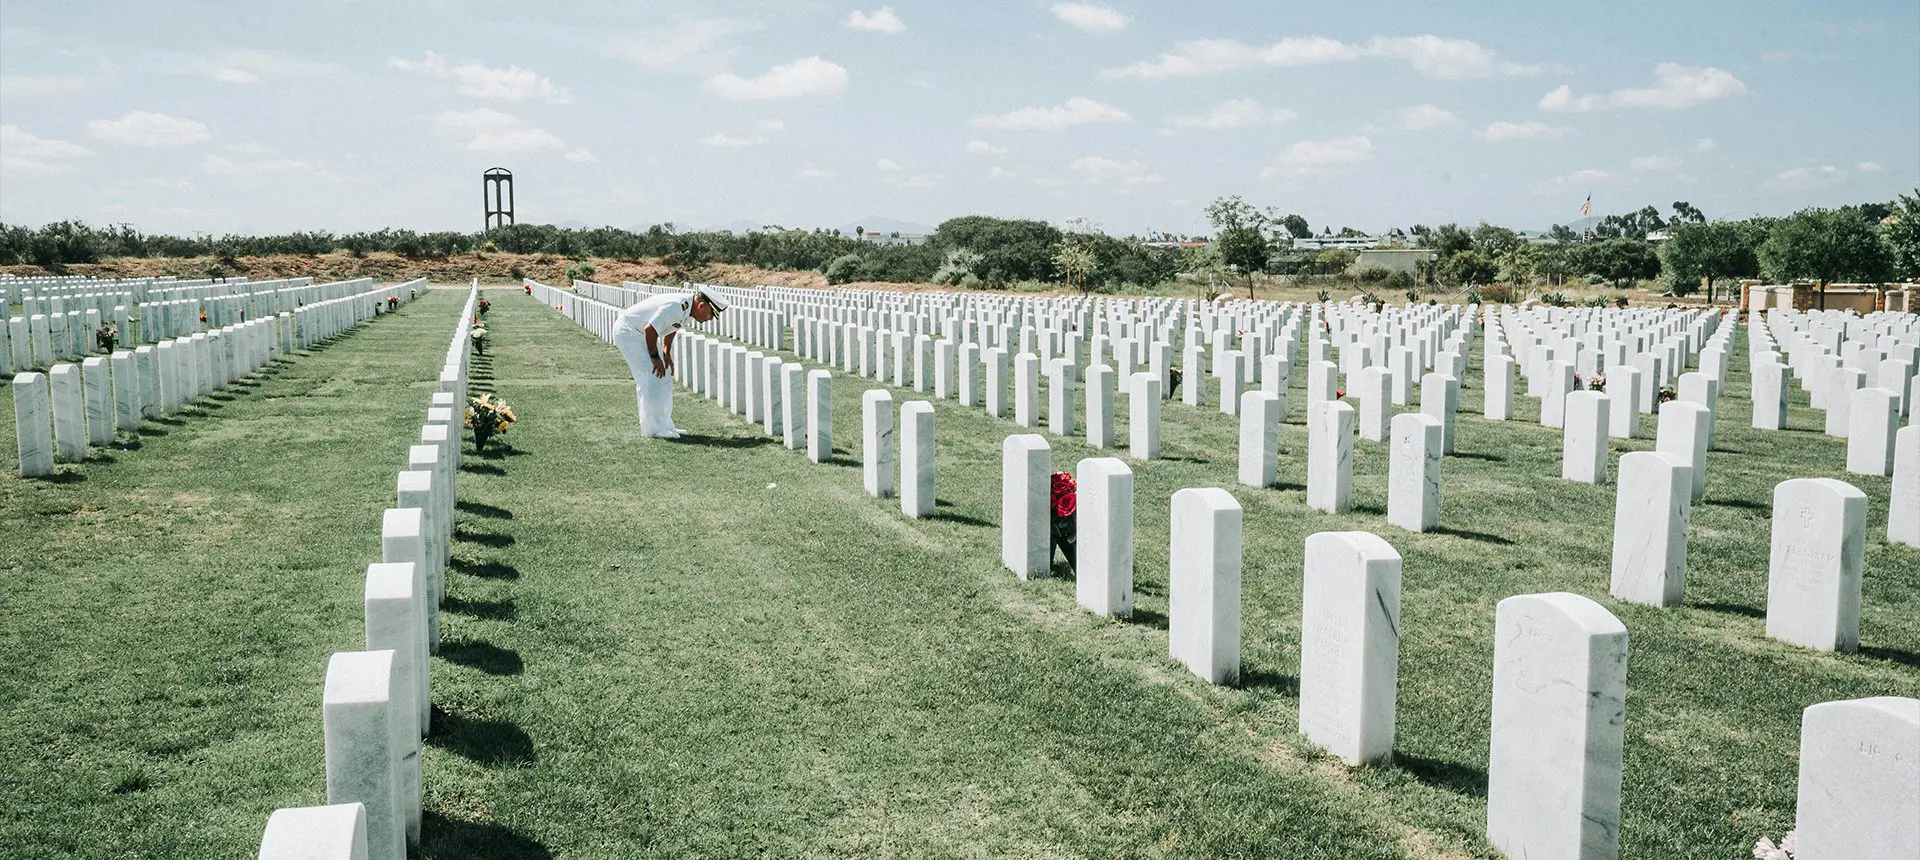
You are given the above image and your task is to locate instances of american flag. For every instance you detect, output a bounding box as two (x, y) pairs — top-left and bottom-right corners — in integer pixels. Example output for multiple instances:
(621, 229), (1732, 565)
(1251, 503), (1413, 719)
(1579, 194), (1592, 216)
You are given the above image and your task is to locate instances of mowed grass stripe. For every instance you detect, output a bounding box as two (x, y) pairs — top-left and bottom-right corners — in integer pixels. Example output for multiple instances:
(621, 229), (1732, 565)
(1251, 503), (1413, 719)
(0, 290), (465, 858)
(424, 292), (1411, 858)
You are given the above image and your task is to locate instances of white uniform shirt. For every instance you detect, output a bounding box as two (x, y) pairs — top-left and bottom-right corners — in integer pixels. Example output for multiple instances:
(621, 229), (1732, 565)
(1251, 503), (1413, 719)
(615, 293), (693, 337)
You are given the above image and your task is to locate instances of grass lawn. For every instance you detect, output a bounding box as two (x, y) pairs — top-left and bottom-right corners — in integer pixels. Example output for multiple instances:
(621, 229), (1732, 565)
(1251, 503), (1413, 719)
(3, 288), (1914, 859)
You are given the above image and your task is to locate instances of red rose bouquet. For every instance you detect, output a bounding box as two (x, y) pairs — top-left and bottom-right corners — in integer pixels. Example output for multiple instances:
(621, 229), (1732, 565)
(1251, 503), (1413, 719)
(1050, 471), (1078, 571)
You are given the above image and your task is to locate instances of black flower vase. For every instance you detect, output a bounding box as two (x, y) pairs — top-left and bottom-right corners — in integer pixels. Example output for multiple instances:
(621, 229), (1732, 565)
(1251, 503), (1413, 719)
(1050, 517), (1078, 571)
(473, 425), (493, 453)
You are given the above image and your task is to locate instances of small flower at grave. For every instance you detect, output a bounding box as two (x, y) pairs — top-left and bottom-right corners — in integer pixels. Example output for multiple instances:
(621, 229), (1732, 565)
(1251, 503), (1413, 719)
(199, 311), (208, 324)
(1049, 471), (1078, 571)
(469, 325), (488, 354)
(478, 299), (492, 316)
(96, 323), (119, 353)
(1336, 388), (1346, 399)
(386, 295), (399, 310)
(1587, 372), (1607, 393)
(524, 284), (533, 295)
(466, 393), (516, 452)
(1167, 366), (1184, 399)
(1658, 385), (1678, 403)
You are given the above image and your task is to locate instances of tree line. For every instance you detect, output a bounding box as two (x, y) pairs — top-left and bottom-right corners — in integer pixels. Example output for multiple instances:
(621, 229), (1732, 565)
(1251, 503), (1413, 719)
(4, 190), (1916, 298)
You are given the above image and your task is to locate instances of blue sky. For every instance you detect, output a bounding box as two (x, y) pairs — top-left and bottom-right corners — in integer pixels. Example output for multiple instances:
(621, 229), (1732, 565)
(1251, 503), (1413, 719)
(1, 0), (1915, 238)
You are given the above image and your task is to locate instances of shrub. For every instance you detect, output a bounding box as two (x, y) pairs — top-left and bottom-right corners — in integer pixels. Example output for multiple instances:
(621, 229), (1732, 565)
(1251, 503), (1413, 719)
(1356, 267), (1392, 284)
(1585, 273), (1607, 285)
(824, 253), (865, 285)
(563, 261), (597, 282)
(1385, 271), (1415, 290)
(1541, 291), (1570, 307)
(1481, 283), (1518, 303)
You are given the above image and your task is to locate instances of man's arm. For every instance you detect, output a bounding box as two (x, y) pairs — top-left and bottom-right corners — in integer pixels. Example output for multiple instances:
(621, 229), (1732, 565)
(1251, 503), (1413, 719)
(643, 325), (666, 377)
(662, 330), (678, 371)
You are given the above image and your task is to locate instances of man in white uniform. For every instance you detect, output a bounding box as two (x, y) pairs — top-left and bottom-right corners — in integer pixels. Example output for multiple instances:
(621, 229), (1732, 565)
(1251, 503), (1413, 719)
(613, 289), (726, 438)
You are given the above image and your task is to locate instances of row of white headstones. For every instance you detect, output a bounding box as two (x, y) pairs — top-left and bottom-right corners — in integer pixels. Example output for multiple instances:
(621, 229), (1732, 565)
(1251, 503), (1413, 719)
(0, 277), (372, 377)
(540, 281), (1917, 860)
(253, 284), (480, 860)
(10, 281), (423, 476)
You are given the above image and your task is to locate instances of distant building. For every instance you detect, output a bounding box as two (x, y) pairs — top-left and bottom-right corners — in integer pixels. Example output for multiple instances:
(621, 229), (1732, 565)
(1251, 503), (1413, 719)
(1292, 234), (1398, 250)
(1645, 229), (1672, 243)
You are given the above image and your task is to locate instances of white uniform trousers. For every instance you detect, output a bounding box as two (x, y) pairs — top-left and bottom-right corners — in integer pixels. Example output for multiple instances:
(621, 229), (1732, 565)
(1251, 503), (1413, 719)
(614, 327), (676, 436)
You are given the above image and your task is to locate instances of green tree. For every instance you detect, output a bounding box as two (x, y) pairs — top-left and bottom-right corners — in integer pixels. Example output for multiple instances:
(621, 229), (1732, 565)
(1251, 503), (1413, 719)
(930, 216), (1060, 284)
(1204, 195), (1277, 297)
(1883, 191), (1920, 279)
(1658, 220), (1762, 297)
(1671, 201), (1706, 224)
(1497, 243), (1537, 285)
(1573, 238), (1662, 286)
(1052, 235), (1099, 295)
(1439, 250), (1498, 286)
(1279, 214), (1312, 239)
(1429, 223), (1473, 258)
(1471, 222), (1522, 257)
(1759, 207), (1893, 283)
(1313, 248), (1358, 275)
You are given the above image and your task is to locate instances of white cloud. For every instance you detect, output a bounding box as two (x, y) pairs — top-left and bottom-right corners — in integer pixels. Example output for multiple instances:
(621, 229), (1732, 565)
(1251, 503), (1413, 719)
(0, 125), (93, 178)
(433, 109), (568, 153)
(86, 111), (211, 146)
(391, 51), (571, 103)
(1052, 3), (1130, 32)
(966, 139), (1007, 155)
(708, 56), (848, 100)
(1629, 155), (1682, 170)
(1369, 35), (1541, 78)
(797, 167), (831, 179)
(1166, 98), (1297, 131)
(987, 166), (1016, 179)
(1763, 165), (1848, 191)
(970, 97), (1130, 131)
(1692, 138), (1718, 152)
(0, 74), (87, 98)
(845, 7), (905, 34)
(565, 149), (598, 163)
(1068, 155), (1165, 185)
(875, 157), (903, 171)
(2, 124), (95, 159)
(1857, 161), (1883, 173)
(612, 19), (760, 70)
(1478, 120), (1568, 141)
(1397, 104), (1458, 131)
(758, 118), (786, 132)
(1102, 34), (1535, 79)
(146, 50), (333, 85)
(703, 133), (765, 148)
(1260, 136), (1375, 179)
(202, 154), (308, 175)
(1538, 63), (1747, 112)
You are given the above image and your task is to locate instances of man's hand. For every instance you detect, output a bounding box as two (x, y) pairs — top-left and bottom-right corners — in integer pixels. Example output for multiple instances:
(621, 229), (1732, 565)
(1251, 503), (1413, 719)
(664, 355), (676, 374)
(651, 357), (667, 378)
